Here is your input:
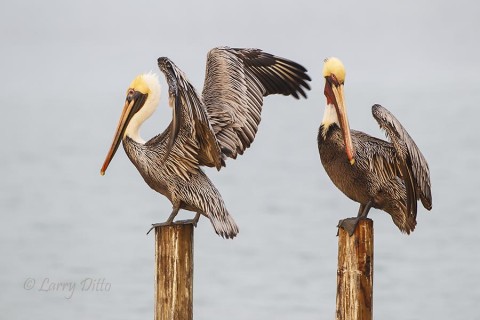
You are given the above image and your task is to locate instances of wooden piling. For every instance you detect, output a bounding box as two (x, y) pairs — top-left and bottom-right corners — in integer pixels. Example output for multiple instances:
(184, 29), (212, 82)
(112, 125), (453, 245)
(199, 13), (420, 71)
(336, 219), (373, 320)
(154, 223), (194, 320)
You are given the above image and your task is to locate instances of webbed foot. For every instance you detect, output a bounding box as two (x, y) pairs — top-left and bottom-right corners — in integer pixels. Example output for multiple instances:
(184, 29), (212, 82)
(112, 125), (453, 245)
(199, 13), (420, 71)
(146, 218), (199, 235)
(337, 217), (361, 237)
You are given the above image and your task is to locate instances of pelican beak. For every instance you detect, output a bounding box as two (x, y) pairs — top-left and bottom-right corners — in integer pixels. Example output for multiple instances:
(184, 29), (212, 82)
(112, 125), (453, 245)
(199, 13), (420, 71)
(100, 91), (147, 175)
(324, 79), (355, 165)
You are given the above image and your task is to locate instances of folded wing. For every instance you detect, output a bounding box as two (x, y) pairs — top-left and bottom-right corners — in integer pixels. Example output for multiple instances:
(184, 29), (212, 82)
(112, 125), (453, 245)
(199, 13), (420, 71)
(371, 104), (432, 218)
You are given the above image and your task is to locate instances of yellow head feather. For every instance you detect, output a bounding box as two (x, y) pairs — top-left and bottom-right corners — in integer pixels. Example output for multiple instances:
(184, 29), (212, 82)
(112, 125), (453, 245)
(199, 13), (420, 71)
(323, 57), (346, 84)
(128, 74), (152, 95)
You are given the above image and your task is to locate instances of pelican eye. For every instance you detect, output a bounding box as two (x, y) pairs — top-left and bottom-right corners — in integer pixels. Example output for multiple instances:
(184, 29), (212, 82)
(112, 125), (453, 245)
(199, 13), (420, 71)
(126, 89), (135, 102)
(327, 74), (341, 86)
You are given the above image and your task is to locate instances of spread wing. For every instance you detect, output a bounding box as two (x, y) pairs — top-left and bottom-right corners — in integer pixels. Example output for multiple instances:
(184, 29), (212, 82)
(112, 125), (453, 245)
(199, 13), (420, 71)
(157, 57), (223, 181)
(371, 104), (432, 218)
(202, 47), (311, 160)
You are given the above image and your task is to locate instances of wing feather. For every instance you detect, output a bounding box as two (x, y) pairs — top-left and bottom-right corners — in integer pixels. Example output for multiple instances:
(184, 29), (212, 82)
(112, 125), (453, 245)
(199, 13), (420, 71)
(157, 57), (223, 181)
(371, 104), (432, 211)
(353, 130), (400, 182)
(202, 47), (311, 160)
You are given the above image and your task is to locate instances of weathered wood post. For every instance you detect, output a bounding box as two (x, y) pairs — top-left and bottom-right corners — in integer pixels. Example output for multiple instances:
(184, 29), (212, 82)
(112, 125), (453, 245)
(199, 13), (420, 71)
(154, 223), (194, 320)
(336, 218), (373, 320)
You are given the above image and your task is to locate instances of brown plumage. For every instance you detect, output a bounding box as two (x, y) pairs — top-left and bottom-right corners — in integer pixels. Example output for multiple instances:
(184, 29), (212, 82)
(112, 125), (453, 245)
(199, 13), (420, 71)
(101, 47), (311, 238)
(318, 58), (432, 235)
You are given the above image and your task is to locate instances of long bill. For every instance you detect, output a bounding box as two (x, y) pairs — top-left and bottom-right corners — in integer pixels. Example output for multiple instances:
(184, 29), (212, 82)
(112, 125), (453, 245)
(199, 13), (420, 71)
(326, 82), (355, 165)
(100, 99), (137, 175)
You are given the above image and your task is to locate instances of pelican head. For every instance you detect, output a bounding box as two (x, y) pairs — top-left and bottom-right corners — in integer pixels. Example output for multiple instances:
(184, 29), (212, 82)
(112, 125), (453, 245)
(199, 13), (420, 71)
(323, 57), (355, 165)
(100, 73), (161, 175)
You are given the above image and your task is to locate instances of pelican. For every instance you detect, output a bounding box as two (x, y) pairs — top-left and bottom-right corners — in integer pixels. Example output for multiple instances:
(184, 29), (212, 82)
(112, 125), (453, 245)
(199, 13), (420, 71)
(101, 47), (311, 239)
(318, 57), (432, 235)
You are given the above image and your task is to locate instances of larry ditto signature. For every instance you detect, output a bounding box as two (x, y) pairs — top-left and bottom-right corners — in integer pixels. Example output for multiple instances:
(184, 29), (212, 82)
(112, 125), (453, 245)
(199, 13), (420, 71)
(23, 277), (111, 299)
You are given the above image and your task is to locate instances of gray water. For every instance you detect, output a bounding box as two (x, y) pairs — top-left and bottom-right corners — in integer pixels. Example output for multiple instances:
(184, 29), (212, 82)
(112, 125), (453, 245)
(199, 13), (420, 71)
(1, 0), (479, 319)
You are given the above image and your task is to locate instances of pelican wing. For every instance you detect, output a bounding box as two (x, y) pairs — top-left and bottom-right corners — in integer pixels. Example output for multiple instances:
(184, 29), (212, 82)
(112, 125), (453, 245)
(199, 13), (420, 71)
(202, 47), (311, 160)
(159, 60), (223, 181)
(371, 104), (432, 215)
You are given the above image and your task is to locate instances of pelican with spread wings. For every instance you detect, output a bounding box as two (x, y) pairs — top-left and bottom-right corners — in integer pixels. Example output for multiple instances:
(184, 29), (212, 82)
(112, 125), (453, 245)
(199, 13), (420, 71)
(101, 47), (311, 238)
(318, 57), (432, 235)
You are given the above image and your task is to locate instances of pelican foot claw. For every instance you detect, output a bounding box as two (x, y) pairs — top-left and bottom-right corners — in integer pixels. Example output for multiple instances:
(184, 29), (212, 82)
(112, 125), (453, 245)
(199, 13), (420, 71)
(146, 219), (198, 235)
(172, 219), (198, 226)
(337, 217), (360, 237)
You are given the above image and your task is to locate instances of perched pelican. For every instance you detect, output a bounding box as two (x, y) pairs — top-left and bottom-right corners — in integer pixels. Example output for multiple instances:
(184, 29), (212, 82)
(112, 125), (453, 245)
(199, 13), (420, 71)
(101, 47), (311, 239)
(318, 57), (432, 235)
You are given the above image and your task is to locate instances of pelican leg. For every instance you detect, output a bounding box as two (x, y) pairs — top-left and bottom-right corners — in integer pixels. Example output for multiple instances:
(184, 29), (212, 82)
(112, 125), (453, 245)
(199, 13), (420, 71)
(146, 205), (180, 235)
(337, 200), (374, 236)
(358, 203), (367, 217)
(192, 213), (200, 227)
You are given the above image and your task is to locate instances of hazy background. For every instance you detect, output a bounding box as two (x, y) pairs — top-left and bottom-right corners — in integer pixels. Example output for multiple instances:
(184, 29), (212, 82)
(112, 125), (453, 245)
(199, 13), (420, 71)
(1, 0), (479, 319)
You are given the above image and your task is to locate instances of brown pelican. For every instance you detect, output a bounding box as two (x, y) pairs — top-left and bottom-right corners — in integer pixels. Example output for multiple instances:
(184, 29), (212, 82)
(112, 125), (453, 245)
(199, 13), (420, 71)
(100, 47), (311, 239)
(318, 57), (432, 235)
